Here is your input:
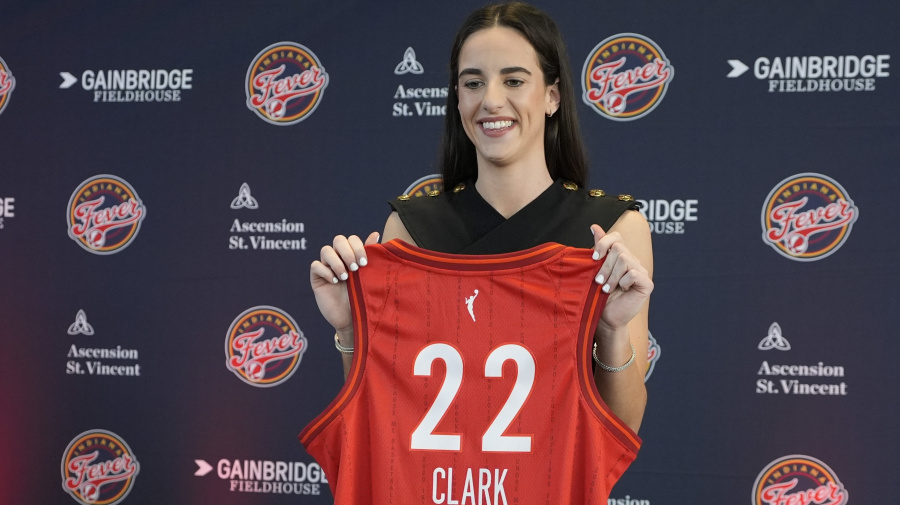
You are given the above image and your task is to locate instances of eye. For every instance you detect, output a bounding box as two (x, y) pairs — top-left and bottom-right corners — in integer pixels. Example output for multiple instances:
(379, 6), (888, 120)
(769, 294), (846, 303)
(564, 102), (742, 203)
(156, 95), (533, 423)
(505, 78), (525, 87)
(462, 80), (484, 90)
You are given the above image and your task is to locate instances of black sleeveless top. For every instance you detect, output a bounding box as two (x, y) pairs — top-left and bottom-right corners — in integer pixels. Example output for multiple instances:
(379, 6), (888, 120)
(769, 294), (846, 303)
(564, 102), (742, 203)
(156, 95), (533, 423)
(388, 179), (640, 254)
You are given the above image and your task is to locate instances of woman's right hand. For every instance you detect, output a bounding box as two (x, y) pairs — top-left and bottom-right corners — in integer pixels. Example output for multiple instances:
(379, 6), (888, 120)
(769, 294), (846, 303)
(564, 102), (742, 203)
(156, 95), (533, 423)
(309, 232), (380, 337)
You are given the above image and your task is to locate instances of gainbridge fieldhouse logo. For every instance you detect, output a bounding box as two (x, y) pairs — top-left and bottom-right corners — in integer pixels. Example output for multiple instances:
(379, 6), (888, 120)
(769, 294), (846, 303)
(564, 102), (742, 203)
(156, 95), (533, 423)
(67, 175), (146, 255)
(0, 56), (15, 116)
(61, 429), (139, 505)
(582, 33), (673, 121)
(752, 455), (848, 505)
(246, 42), (329, 125)
(761, 173), (858, 261)
(225, 306), (307, 387)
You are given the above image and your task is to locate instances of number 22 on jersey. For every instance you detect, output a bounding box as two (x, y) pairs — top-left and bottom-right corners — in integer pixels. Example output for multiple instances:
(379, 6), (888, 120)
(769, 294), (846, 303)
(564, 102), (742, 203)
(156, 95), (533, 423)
(410, 343), (535, 453)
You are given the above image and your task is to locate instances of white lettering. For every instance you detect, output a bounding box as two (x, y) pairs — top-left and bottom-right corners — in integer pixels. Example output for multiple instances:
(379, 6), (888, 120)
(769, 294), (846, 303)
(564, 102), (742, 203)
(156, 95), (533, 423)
(757, 361), (845, 377)
(754, 54), (889, 84)
(394, 85), (449, 100)
(433, 468), (446, 504)
(779, 380), (848, 395)
(754, 57), (770, 79)
(0, 197), (14, 217)
(78, 69), (195, 91)
(433, 467), (507, 505)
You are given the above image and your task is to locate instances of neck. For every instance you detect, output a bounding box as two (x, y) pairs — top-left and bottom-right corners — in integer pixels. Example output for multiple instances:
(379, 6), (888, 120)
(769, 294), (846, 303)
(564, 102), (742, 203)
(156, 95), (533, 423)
(474, 161), (554, 218)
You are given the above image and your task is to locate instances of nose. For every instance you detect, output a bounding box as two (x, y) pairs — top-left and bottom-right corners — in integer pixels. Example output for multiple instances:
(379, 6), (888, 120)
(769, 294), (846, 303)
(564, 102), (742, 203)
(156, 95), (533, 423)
(481, 79), (505, 112)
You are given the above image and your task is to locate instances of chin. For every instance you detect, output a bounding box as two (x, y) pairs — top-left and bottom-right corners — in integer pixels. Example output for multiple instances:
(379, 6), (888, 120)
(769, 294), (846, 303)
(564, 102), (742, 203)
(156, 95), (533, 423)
(476, 145), (517, 165)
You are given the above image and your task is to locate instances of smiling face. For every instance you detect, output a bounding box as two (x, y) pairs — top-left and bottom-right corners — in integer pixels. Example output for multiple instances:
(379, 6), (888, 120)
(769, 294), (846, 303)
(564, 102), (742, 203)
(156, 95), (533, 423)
(456, 26), (560, 171)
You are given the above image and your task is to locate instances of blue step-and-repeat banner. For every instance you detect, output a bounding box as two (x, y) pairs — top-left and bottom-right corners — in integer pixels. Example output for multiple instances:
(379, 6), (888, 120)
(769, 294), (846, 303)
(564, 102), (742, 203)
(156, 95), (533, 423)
(1, 1), (898, 504)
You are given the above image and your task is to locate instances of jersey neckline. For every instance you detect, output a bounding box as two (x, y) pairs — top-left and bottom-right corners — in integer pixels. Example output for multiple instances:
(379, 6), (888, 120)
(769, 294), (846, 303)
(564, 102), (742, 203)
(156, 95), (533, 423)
(380, 239), (572, 272)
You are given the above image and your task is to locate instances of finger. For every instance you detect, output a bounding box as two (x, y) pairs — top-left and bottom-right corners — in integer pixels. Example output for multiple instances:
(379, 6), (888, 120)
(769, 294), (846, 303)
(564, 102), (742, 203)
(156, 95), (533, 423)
(358, 232), (381, 267)
(600, 246), (631, 293)
(594, 240), (624, 285)
(590, 224), (606, 240)
(618, 268), (653, 295)
(591, 229), (622, 261)
(600, 266), (651, 298)
(616, 269), (637, 292)
(321, 244), (350, 281)
(603, 255), (634, 293)
(332, 235), (362, 273)
(310, 260), (340, 285)
(347, 234), (368, 267)
(589, 224), (606, 258)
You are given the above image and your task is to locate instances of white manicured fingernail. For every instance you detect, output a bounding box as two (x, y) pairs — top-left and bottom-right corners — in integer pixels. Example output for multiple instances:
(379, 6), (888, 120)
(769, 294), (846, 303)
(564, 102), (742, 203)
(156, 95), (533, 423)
(602, 283), (611, 293)
(332, 277), (339, 284)
(340, 272), (348, 281)
(590, 227), (595, 235)
(595, 274), (605, 285)
(359, 257), (368, 267)
(349, 263), (359, 271)
(592, 250), (600, 260)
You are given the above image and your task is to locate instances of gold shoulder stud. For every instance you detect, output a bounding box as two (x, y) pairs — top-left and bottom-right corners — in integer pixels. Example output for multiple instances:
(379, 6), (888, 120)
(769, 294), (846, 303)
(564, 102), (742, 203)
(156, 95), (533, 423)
(562, 181), (578, 191)
(428, 190), (441, 197)
(452, 183), (466, 193)
(397, 194), (411, 201)
(589, 189), (606, 197)
(618, 194), (634, 202)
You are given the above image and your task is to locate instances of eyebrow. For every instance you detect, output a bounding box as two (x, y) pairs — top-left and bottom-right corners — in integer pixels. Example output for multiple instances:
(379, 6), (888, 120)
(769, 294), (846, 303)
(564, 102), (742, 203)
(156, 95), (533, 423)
(458, 66), (533, 79)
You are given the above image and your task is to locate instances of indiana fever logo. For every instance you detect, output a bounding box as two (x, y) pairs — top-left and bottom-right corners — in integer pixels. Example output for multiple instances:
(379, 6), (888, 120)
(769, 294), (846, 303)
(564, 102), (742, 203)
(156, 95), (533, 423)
(752, 455), (848, 505)
(225, 306), (307, 387)
(67, 175), (146, 255)
(761, 173), (858, 261)
(645, 332), (661, 382)
(246, 42), (329, 125)
(581, 33), (674, 121)
(61, 430), (139, 505)
(403, 174), (443, 197)
(0, 56), (14, 115)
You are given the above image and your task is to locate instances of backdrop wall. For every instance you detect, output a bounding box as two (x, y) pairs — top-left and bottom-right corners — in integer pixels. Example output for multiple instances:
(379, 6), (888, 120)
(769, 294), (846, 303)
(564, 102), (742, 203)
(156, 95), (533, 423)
(1, 1), (898, 504)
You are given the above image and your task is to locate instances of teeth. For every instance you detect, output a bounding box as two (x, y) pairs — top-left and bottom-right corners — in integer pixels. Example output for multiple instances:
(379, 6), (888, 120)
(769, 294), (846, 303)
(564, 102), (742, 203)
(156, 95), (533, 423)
(482, 120), (513, 130)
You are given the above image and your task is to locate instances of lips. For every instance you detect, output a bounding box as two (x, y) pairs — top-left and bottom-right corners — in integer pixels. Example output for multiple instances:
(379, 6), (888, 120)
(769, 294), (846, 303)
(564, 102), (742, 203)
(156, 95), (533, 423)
(481, 120), (513, 130)
(478, 118), (516, 136)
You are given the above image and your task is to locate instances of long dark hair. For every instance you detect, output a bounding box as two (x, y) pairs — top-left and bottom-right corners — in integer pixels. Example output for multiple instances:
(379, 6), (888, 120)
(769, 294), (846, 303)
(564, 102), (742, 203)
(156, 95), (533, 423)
(439, 2), (588, 189)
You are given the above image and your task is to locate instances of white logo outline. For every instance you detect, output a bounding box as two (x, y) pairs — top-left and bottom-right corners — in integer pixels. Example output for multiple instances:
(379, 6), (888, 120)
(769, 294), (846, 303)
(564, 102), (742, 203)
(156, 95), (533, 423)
(59, 71), (78, 89)
(464, 289), (479, 322)
(194, 460), (213, 477)
(230, 183), (259, 210)
(758, 322), (791, 351)
(726, 59), (749, 78)
(68, 310), (95, 336)
(394, 47), (424, 75)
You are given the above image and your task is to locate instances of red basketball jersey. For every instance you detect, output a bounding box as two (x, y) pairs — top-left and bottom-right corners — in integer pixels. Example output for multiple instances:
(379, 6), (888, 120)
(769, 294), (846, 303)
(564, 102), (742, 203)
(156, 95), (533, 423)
(300, 240), (640, 504)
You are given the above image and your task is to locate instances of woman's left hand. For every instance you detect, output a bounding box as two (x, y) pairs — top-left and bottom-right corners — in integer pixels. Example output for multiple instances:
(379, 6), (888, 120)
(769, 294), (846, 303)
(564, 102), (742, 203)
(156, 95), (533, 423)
(589, 224), (654, 331)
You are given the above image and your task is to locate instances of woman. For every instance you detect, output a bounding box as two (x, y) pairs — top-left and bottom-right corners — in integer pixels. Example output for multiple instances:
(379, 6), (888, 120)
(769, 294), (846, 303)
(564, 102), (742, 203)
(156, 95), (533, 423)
(312, 1), (651, 432)
(307, 3), (652, 501)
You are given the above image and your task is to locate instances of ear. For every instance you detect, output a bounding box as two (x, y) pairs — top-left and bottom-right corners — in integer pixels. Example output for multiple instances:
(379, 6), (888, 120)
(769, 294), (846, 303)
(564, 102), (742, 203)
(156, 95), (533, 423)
(546, 78), (560, 116)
